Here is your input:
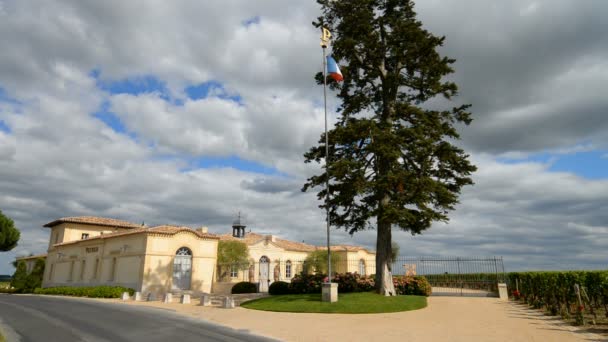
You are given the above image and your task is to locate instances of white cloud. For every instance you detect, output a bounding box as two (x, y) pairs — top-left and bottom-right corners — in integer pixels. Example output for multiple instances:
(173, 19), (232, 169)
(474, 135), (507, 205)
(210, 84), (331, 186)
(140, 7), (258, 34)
(2, 0), (608, 274)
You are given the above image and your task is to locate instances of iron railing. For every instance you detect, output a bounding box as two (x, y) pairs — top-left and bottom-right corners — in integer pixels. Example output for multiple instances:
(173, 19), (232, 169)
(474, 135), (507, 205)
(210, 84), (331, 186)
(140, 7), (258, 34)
(215, 256), (506, 297)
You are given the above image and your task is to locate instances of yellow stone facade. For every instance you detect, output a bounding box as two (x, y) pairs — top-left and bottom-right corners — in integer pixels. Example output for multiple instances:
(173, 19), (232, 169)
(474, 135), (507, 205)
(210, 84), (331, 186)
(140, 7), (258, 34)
(21, 216), (376, 295)
(39, 217), (218, 295)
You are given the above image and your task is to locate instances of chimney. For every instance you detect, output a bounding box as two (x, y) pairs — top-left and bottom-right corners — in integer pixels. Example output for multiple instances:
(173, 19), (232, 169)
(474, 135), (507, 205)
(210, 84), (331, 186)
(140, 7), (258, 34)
(265, 235), (276, 243)
(197, 226), (209, 234)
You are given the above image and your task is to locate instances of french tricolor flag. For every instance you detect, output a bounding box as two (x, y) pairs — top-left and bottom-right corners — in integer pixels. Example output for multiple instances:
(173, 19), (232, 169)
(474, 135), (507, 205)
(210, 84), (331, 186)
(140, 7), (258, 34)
(326, 56), (343, 82)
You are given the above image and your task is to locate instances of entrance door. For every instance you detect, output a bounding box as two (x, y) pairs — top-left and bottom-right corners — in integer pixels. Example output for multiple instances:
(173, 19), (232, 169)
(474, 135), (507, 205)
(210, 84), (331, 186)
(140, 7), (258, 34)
(259, 256), (270, 292)
(172, 247), (192, 290)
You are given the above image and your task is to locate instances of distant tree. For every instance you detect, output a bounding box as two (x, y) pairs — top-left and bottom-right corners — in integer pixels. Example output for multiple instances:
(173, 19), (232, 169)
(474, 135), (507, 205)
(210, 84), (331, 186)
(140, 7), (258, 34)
(303, 250), (341, 275)
(217, 240), (249, 281)
(391, 241), (400, 263)
(10, 260), (27, 290)
(304, 0), (476, 295)
(0, 210), (20, 251)
(24, 258), (45, 292)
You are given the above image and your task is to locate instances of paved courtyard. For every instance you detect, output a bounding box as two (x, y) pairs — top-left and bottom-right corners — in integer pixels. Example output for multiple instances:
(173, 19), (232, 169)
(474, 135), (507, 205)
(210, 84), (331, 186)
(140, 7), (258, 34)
(113, 296), (606, 342)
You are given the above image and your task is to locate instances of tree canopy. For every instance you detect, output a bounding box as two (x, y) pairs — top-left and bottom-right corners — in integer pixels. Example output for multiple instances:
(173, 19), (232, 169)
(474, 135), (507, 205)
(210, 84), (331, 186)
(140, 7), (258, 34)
(304, 0), (476, 295)
(0, 209), (20, 252)
(303, 250), (341, 275)
(217, 240), (250, 280)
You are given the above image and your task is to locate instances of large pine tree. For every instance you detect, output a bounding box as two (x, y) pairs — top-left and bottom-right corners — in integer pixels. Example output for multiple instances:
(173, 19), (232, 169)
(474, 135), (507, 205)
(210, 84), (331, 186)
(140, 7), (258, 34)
(303, 0), (477, 295)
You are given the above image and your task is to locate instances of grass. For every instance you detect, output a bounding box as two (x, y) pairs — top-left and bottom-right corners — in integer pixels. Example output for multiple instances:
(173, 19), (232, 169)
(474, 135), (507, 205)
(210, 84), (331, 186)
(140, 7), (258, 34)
(0, 328), (5, 342)
(241, 292), (427, 314)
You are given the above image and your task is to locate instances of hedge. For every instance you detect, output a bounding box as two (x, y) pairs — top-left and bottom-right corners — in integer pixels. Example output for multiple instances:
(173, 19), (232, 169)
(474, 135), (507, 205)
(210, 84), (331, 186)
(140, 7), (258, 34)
(287, 273), (431, 296)
(34, 286), (135, 298)
(231, 281), (257, 294)
(269, 281), (291, 295)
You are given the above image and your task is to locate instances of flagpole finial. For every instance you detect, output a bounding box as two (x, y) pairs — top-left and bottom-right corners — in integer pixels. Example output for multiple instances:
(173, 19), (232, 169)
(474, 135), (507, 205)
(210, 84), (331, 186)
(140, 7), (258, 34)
(320, 27), (331, 48)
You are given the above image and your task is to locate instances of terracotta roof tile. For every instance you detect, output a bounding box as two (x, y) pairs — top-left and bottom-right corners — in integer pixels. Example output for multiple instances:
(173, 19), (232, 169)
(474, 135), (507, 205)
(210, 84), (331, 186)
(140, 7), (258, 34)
(15, 253), (47, 260)
(220, 233), (356, 252)
(54, 225), (218, 247)
(43, 216), (142, 229)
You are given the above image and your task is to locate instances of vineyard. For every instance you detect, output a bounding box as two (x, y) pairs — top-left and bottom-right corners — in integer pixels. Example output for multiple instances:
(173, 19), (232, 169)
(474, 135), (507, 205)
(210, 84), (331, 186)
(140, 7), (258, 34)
(508, 270), (608, 326)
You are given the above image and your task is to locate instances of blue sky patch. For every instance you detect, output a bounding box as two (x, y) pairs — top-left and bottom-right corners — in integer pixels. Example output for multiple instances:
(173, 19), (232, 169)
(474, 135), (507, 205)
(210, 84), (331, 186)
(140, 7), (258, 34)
(91, 69), (170, 101)
(0, 86), (22, 106)
(92, 100), (137, 139)
(242, 16), (261, 27)
(499, 150), (608, 179)
(0, 120), (10, 133)
(185, 80), (243, 104)
(179, 155), (283, 175)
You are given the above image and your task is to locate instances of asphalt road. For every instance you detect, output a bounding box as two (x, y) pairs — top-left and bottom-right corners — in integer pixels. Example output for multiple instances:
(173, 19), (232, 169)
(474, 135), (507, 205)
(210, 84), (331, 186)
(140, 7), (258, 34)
(0, 294), (277, 342)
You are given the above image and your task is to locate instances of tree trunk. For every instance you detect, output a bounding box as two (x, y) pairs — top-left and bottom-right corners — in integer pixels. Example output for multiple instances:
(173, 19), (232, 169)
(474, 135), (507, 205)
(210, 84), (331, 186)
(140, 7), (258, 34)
(375, 214), (396, 296)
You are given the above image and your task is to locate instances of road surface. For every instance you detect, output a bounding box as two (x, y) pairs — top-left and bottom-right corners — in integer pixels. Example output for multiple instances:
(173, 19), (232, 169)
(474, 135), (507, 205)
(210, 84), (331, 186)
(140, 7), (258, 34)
(0, 294), (276, 342)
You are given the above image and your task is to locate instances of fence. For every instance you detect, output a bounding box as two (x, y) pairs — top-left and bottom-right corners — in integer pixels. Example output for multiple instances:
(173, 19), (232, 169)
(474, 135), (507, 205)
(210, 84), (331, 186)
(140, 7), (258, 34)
(215, 256), (506, 296)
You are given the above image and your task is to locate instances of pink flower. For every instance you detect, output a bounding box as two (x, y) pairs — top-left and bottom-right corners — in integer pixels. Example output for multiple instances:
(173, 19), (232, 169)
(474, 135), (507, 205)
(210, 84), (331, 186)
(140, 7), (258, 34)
(324, 277), (329, 282)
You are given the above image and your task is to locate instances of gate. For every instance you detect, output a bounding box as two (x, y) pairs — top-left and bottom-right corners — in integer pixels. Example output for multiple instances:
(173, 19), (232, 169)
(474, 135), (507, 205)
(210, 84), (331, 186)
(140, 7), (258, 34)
(393, 257), (506, 297)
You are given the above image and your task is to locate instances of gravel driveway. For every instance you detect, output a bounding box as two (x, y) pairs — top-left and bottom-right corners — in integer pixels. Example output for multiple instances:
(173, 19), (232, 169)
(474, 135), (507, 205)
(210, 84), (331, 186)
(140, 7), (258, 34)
(110, 296), (606, 341)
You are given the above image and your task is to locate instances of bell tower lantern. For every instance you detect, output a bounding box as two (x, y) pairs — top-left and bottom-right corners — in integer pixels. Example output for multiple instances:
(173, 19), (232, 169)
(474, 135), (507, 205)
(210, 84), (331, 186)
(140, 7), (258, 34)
(232, 212), (246, 238)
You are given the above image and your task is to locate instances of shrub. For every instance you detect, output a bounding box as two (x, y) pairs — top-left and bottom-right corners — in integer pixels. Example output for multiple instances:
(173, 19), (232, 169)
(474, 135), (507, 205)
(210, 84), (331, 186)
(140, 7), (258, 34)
(393, 276), (432, 296)
(10, 261), (27, 291)
(231, 281), (257, 294)
(269, 281), (291, 295)
(289, 273), (325, 294)
(331, 273), (375, 293)
(34, 286), (135, 298)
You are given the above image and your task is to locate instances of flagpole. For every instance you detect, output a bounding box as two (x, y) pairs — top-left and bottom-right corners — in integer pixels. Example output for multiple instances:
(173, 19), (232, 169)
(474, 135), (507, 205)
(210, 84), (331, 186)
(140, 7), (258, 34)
(321, 31), (332, 285)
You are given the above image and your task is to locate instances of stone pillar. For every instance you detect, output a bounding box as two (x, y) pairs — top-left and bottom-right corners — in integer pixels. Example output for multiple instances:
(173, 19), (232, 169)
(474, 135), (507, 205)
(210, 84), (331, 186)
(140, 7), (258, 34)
(134, 292), (142, 301)
(163, 293), (173, 303)
(200, 294), (211, 306)
(121, 292), (130, 301)
(322, 282), (338, 303)
(180, 294), (191, 304)
(498, 283), (508, 301)
(223, 297), (235, 309)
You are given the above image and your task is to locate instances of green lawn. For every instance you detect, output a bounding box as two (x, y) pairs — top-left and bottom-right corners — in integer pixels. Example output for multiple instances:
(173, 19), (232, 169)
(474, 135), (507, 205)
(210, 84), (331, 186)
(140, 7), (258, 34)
(241, 292), (427, 314)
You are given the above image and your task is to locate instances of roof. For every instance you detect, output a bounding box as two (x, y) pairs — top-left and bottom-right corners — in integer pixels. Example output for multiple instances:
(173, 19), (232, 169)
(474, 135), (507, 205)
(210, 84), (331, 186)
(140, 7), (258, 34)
(53, 225), (219, 247)
(15, 253), (47, 260)
(327, 245), (375, 254)
(218, 232), (374, 254)
(219, 232), (317, 252)
(43, 216), (143, 229)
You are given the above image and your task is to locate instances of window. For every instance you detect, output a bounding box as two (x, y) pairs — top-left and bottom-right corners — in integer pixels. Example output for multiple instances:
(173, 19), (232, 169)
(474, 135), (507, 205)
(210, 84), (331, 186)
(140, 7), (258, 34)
(80, 260), (86, 280)
(92, 258), (99, 280)
(230, 264), (238, 278)
(68, 261), (75, 281)
(48, 263), (54, 281)
(285, 261), (292, 278)
(81, 233), (89, 239)
(54, 232), (59, 244)
(359, 259), (366, 275)
(109, 258), (117, 281)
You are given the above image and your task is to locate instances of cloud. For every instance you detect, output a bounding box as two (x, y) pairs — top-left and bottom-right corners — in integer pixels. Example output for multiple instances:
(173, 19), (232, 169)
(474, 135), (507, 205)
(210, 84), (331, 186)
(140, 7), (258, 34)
(1, 0), (608, 274)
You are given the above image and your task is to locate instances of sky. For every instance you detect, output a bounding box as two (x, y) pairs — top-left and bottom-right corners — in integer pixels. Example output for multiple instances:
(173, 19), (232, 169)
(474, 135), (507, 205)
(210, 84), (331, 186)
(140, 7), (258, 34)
(1, 0), (607, 275)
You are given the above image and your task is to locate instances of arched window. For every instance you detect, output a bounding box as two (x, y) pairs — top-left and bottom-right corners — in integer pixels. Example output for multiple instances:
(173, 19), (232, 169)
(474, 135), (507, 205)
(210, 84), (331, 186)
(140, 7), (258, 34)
(285, 260), (292, 278)
(176, 247), (192, 256)
(359, 259), (366, 275)
(173, 247), (192, 290)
